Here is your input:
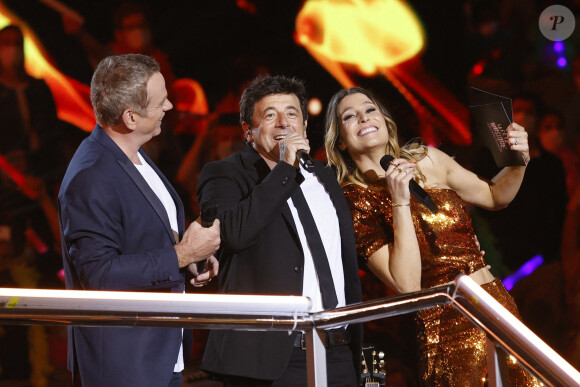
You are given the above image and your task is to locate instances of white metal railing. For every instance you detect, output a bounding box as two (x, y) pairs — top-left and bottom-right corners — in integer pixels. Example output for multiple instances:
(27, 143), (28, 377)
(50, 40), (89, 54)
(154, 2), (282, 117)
(0, 275), (579, 386)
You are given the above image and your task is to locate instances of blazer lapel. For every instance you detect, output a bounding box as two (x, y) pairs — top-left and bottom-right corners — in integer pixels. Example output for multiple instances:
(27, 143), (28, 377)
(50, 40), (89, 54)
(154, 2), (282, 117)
(313, 161), (348, 216)
(281, 200), (298, 238)
(240, 144), (300, 239)
(116, 157), (177, 244)
(92, 126), (177, 244)
(240, 144), (268, 183)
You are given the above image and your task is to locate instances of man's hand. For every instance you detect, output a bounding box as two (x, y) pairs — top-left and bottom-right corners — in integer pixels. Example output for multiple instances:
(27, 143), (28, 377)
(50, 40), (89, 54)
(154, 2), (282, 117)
(279, 132), (309, 167)
(175, 218), (220, 268)
(189, 256), (219, 287)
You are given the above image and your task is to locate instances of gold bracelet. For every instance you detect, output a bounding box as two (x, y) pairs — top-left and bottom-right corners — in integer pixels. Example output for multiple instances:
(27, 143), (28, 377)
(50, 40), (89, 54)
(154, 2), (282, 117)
(392, 203), (410, 207)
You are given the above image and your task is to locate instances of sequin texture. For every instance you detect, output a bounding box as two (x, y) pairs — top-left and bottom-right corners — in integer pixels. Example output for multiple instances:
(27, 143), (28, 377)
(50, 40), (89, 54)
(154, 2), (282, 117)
(343, 184), (540, 386)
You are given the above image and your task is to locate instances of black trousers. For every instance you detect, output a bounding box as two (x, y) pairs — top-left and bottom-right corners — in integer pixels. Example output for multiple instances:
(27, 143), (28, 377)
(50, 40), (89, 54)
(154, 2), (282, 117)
(223, 345), (357, 387)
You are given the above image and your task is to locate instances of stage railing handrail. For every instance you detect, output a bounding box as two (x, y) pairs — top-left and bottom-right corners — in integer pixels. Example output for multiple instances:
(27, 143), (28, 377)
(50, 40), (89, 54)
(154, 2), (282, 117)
(0, 275), (578, 386)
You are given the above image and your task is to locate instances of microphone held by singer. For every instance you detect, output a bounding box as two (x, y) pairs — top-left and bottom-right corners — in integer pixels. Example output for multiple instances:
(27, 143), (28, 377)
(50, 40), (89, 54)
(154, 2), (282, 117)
(297, 149), (315, 171)
(380, 155), (438, 213)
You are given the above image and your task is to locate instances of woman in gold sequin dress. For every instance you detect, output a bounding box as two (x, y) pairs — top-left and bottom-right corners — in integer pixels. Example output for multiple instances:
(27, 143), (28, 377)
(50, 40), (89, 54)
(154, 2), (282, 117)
(324, 87), (539, 386)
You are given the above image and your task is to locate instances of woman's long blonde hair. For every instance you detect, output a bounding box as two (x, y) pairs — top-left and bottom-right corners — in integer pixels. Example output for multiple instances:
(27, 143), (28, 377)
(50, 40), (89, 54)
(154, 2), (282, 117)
(324, 87), (428, 186)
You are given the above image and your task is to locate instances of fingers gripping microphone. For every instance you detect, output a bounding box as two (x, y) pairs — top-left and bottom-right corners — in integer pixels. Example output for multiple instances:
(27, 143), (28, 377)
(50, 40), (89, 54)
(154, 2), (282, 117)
(297, 150), (315, 172)
(380, 155), (438, 213)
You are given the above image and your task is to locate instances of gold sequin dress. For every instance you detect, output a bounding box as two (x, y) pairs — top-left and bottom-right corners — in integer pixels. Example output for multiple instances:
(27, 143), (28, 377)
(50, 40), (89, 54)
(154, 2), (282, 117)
(343, 184), (539, 386)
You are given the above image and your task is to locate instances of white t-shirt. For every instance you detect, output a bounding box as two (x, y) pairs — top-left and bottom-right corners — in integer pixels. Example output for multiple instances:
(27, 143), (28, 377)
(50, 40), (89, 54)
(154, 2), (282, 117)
(134, 152), (183, 372)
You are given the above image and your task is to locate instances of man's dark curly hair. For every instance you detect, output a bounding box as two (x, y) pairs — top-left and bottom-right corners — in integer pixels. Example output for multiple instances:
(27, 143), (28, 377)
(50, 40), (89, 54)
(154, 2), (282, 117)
(239, 75), (308, 128)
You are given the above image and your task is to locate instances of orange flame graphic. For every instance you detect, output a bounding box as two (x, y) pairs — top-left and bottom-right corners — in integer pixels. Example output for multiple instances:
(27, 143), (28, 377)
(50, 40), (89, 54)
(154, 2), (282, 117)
(295, 0), (470, 145)
(0, 3), (95, 132)
(0, 4), (210, 198)
(0, 4), (209, 134)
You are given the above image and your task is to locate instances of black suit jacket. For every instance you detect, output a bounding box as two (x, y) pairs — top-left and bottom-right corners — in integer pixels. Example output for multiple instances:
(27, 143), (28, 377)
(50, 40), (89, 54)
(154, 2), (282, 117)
(197, 144), (362, 380)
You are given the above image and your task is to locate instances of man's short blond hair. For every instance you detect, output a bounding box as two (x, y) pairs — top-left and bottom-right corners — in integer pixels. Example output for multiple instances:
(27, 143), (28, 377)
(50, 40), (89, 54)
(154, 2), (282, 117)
(90, 54), (160, 127)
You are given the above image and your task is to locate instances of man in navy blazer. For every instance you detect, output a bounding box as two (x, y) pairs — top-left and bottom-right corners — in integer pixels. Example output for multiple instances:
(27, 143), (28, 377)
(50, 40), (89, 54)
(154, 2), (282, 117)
(198, 75), (362, 386)
(58, 54), (221, 387)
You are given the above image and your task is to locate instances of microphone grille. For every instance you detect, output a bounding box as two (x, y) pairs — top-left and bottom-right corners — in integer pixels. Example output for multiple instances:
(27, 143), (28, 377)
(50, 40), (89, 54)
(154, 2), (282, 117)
(380, 155), (395, 171)
(201, 202), (218, 228)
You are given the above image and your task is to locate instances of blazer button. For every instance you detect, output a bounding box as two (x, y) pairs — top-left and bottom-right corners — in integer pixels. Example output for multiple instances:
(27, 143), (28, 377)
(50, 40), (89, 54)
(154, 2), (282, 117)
(282, 177), (289, 185)
(294, 266), (303, 272)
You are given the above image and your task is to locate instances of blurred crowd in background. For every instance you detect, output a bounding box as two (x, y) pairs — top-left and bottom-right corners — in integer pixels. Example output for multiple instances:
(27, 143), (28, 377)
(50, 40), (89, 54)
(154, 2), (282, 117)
(1, 0), (580, 386)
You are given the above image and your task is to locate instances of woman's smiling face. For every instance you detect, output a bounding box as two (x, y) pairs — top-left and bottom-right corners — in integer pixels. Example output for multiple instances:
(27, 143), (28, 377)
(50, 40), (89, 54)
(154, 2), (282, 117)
(337, 92), (388, 156)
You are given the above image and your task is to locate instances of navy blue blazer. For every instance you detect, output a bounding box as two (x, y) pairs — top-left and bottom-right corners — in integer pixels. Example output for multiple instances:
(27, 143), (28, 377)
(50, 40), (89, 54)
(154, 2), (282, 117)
(197, 144), (362, 380)
(58, 125), (189, 387)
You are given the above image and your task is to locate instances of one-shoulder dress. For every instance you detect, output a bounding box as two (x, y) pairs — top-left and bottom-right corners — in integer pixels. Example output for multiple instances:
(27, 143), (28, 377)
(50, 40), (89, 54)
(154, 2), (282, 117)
(342, 184), (539, 386)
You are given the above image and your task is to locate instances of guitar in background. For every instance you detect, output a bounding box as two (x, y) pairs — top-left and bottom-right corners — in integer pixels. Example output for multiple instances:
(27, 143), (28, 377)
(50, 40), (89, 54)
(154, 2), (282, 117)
(360, 346), (386, 387)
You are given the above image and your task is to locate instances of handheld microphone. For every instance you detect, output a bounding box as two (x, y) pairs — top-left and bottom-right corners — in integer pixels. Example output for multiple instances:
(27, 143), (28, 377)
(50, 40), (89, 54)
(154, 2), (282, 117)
(380, 155), (438, 213)
(200, 202), (217, 228)
(198, 202), (218, 271)
(297, 150), (315, 172)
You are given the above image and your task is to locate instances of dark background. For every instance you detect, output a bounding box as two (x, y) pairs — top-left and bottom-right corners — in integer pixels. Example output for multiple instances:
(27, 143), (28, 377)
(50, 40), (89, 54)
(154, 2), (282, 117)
(2, 1), (580, 383)
(2, 0), (480, 149)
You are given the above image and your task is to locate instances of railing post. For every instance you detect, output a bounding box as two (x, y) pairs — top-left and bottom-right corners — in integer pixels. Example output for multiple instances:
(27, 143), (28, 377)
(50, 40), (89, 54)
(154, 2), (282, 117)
(486, 337), (503, 387)
(305, 328), (327, 386)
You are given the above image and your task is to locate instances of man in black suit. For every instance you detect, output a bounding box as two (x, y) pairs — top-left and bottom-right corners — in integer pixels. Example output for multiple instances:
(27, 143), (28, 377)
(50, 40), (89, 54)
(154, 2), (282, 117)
(197, 75), (362, 386)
